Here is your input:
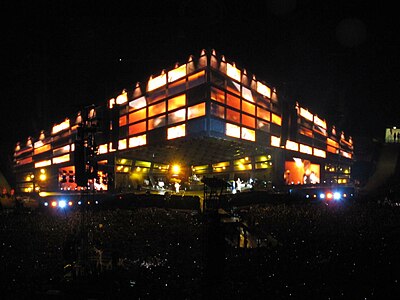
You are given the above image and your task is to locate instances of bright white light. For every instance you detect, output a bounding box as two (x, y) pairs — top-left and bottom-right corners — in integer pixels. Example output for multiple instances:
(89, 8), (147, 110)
(58, 200), (67, 208)
(44, 202), (49, 207)
(333, 192), (341, 200)
(78, 201), (82, 205)
(319, 193), (325, 199)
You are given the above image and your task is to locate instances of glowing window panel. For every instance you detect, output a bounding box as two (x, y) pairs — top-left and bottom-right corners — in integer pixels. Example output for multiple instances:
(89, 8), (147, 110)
(242, 86), (254, 102)
(314, 115), (327, 129)
(286, 140), (299, 151)
(226, 93), (240, 109)
(241, 114), (255, 128)
(34, 140), (44, 148)
(340, 150), (352, 159)
(257, 107), (270, 121)
(109, 98), (116, 108)
(327, 138), (339, 148)
(242, 101), (255, 115)
(271, 113), (282, 126)
(129, 121), (146, 135)
(271, 135), (281, 147)
(241, 127), (255, 141)
(188, 70), (205, 86)
(116, 91), (128, 105)
(34, 144), (51, 155)
(327, 145), (337, 154)
(257, 82), (271, 98)
(52, 119), (70, 134)
(35, 160), (52, 168)
(299, 127), (313, 137)
(226, 63), (241, 82)
(313, 148), (326, 158)
(210, 102), (225, 119)
(168, 64), (187, 83)
(129, 96), (147, 111)
(168, 94), (186, 111)
(227, 81), (241, 96)
(109, 142), (116, 152)
(54, 145), (70, 156)
(129, 134), (147, 148)
(167, 124), (186, 140)
(188, 102), (206, 120)
(299, 107), (313, 122)
(129, 108), (146, 123)
(17, 157), (33, 165)
(168, 108), (186, 124)
(148, 102), (166, 117)
(98, 144), (108, 154)
(211, 87), (225, 103)
(147, 73), (167, 92)
(299, 144), (313, 155)
(148, 115), (166, 130)
(226, 123), (240, 138)
(118, 139), (127, 150)
(119, 115), (127, 127)
(52, 154), (70, 165)
(226, 109), (240, 123)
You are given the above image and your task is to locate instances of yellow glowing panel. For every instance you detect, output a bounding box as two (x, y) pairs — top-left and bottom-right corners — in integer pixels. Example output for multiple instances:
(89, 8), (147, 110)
(257, 107), (270, 121)
(116, 91), (128, 105)
(188, 102), (205, 120)
(34, 144), (51, 155)
(226, 63), (241, 82)
(147, 73), (167, 92)
(257, 82), (271, 98)
(168, 108), (186, 124)
(313, 148), (326, 158)
(340, 150), (352, 159)
(314, 115), (327, 129)
(129, 108), (146, 123)
(52, 154), (70, 165)
(271, 113), (282, 126)
(148, 102), (166, 117)
(241, 127), (255, 141)
(271, 135), (281, 147)
(241, 114), (255, 128)
(226, 93), (240, 109)
(118, 139), (127, 150)
(188, 70), (205, 83)
(285, 140), (299, 151)
(109, 98), (116, 108)
(299, 127), (313, 137)
(299, 144), (313, 155)
(129, 121), (146, 135)
(129, 134), (147, 148)
(242, 86), (254, 102)
(212, 161), (230, 168)
(52, 119), (70, 134)
(168, 64), (187, 83)
(98, 144), (108, 154)
(129, 96), (147, 110)
(34, 140), (44, 148)
(299, 107), (313, 122)
(167, 124), (186, 140)
(327, 138), (339, 148)
(35, 160), (52, 168)
(226, 123), (240, 138)
(168, 94), (186, 111)
(242, 101), (255, 115)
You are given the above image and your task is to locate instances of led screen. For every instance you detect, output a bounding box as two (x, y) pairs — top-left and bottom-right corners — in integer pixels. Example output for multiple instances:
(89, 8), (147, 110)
(284, 159), (320, 185)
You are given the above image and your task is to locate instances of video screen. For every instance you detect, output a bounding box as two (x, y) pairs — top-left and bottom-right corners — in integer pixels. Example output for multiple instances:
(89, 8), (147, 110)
(385, 128), (400, 143)
(284, 158), (320, 185)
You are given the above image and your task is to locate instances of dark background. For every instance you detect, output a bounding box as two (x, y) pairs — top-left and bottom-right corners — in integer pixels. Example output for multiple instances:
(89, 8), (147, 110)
(2, 0), (399, 184)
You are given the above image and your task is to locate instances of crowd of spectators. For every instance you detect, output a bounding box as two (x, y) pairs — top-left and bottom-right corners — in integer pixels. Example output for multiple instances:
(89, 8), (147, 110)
(1, 195), (400, 299)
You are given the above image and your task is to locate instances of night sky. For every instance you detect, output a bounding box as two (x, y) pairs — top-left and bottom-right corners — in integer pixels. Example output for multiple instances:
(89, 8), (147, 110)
(2, 0), (399, 180)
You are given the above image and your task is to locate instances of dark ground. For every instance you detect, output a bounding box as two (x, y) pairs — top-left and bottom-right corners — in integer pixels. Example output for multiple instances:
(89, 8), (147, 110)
(1, 195), (400, 299)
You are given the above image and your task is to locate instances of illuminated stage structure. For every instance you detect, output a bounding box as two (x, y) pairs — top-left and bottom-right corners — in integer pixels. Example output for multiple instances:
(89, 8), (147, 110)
(13, 49), (354, 196)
